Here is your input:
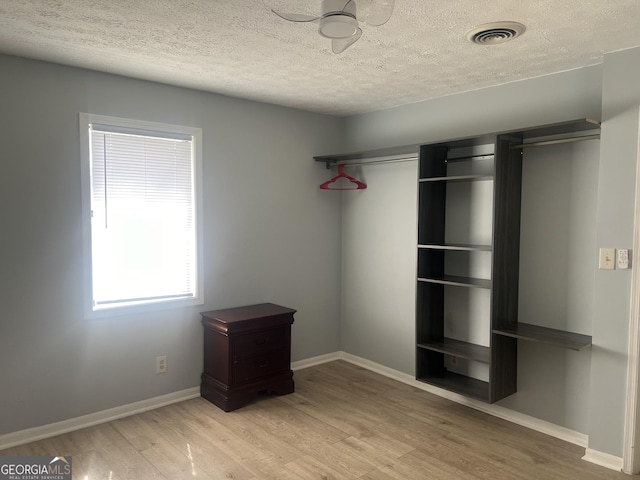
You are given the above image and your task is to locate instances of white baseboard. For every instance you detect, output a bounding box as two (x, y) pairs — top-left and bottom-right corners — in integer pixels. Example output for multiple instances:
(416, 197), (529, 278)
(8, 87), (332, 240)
(0, 352), (626, 474)
(330, 352), (626, 472)
(291, 352), (342, 371)
(0, 355), (340, 450)
(0, 387), (200, 450)
(334, 352), (590, 447)
(582, 448), (624, 472)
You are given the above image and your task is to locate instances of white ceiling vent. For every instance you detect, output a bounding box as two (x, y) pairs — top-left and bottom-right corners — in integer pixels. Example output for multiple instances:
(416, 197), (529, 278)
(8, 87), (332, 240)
(466, 21), (526, 45)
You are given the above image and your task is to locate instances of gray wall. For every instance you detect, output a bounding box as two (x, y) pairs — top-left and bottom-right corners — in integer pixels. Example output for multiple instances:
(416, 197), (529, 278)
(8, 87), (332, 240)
(340, 161), (418, 374)
(587, 47), (640, 457)
(340, 61), (638, 457)
(0, 54), (345, 434)
(344, 66), (603, 151)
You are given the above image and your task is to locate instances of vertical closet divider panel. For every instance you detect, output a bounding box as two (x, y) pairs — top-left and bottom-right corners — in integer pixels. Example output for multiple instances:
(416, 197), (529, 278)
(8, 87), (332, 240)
(489, 134), (523, 402)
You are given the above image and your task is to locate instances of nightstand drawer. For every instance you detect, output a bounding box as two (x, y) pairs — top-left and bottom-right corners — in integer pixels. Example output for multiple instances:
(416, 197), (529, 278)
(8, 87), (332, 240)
(234, 349), (290, 382)
(233, 327), (288, 358)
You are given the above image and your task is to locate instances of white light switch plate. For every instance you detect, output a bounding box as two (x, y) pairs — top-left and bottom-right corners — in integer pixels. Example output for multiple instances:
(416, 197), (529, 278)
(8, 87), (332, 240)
(617, 249), (630, 269)
(599, 248), (615, 270)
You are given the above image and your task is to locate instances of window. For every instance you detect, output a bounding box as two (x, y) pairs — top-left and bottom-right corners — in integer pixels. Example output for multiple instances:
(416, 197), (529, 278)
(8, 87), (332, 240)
(80, 113), (203, 316)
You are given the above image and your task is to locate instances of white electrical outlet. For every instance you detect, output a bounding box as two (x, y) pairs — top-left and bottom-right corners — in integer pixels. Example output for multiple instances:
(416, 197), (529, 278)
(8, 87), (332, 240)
(599, 248), (615, 270)
(156, 355), (167, 374)
(617, 249), (630, 269)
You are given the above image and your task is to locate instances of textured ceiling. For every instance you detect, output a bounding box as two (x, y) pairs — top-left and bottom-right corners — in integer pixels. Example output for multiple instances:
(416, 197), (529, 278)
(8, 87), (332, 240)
(1, 1), (640, 116)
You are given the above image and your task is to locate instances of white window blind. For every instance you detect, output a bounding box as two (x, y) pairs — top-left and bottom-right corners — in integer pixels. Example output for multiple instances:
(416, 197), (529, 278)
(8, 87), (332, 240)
(80, 114), (203, 314)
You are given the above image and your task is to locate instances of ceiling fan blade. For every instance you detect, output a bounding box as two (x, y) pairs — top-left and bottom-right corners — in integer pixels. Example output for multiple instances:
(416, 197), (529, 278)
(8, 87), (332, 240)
(355, 0), (395, 26)
(332, 28), (362, 53)
(271, 9), (320, 23)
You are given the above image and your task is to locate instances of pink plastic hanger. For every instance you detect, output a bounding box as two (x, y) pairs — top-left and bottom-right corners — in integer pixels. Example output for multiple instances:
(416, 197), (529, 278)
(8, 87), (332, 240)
(319, 164), (367, 190)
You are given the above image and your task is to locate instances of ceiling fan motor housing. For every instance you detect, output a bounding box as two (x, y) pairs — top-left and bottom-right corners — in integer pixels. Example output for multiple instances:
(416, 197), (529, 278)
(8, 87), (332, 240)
(319, 0), (359, 39)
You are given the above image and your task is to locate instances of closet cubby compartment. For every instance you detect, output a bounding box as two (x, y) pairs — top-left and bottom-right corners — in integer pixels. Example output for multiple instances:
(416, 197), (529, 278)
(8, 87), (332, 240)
(416, 347), (490, 401)
(418, 143), (494, 250)
(417, 248), (492, 289)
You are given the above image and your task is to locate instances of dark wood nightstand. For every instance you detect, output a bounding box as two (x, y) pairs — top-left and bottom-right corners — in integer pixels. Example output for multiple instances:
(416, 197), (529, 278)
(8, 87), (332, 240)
(200, 303), (296, 411)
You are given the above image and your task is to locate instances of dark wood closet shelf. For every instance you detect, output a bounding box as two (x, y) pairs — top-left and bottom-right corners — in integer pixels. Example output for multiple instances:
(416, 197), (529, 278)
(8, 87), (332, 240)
(418, 338), (490, 364)
(314, 119), (599, 166)
(518, 118), (600, 140)
(314, 144), (419, 166)
(418, 275), (491, 289)
(417, 371), (489, 402)
(493, 323), (592, 351)
(419, 175), (493, 183)
(418, 243), (492, 252)
(446, 153), (495, 162)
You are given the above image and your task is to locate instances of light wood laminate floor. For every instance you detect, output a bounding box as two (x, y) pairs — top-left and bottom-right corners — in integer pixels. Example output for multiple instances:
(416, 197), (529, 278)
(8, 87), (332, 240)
(0, 360), (629, 479)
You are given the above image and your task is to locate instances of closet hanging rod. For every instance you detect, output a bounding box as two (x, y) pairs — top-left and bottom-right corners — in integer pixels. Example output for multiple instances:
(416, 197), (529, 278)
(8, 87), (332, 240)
(510, 133), (600, 149)
(446, 153), (494, 162)
(333, 155), (419, 168)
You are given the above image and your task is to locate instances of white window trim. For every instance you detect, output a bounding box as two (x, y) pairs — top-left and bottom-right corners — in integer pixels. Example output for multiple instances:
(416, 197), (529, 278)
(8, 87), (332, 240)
(79, 113), (204, 319)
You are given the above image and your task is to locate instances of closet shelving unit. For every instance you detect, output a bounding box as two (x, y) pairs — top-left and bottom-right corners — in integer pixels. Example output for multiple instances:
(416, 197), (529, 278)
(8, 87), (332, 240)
(416, 133), (511, 402)
(314, 118), (598, 403)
